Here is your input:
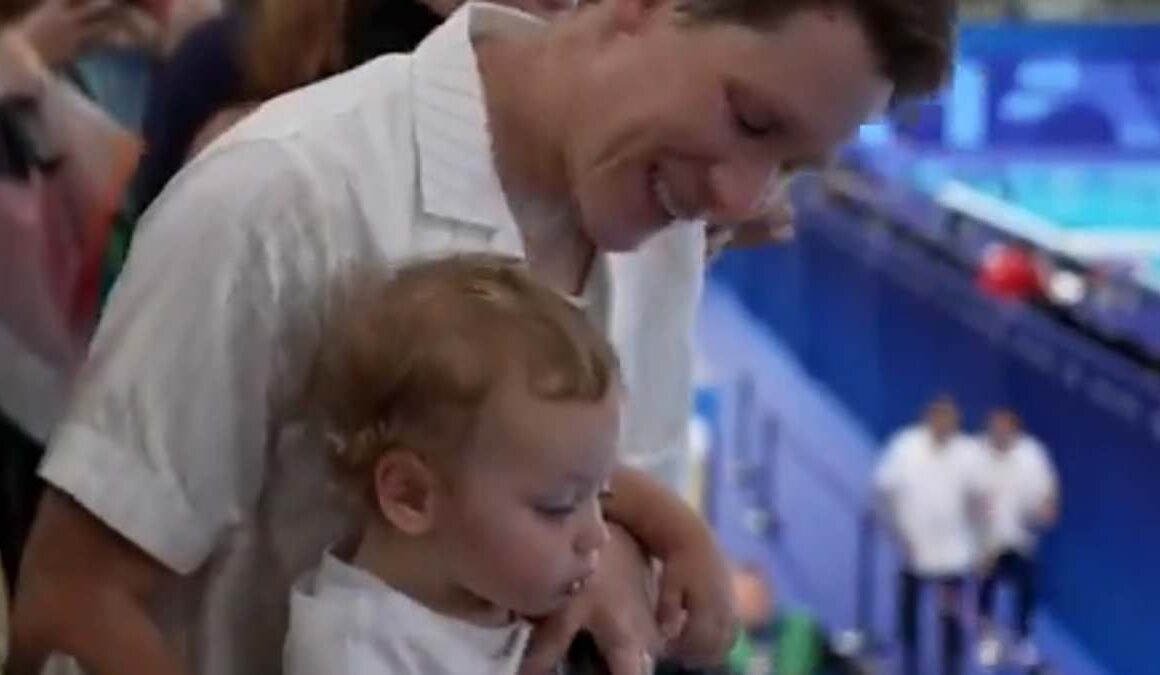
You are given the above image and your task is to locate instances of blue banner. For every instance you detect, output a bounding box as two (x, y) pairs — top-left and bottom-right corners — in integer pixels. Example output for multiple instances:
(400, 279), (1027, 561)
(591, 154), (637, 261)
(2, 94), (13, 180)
(874, 23), (1160, 154)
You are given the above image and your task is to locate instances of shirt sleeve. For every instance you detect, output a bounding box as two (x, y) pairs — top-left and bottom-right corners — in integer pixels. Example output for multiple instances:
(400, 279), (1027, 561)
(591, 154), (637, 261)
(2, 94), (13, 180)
(873, 433), (906, 495)
(606, 222), (705, 493)
(40, 140), (331, 574)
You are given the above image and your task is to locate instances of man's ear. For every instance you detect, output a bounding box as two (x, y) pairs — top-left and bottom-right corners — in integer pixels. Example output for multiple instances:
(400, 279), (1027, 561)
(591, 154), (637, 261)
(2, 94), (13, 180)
(372, 452), (439, 535)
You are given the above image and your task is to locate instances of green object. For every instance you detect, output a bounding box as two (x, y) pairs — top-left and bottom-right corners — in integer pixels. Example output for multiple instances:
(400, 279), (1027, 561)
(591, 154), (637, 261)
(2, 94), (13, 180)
(776, 611), (824, 674)
(727, 611), (826, 675)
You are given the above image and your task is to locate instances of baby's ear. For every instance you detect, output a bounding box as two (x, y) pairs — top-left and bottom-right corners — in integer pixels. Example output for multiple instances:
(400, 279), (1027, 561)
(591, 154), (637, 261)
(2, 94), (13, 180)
(373, 452), (438, 535)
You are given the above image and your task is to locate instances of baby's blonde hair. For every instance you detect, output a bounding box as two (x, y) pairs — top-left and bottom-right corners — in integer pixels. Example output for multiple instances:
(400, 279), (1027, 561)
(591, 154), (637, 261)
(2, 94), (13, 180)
(307, 254), (620, 501)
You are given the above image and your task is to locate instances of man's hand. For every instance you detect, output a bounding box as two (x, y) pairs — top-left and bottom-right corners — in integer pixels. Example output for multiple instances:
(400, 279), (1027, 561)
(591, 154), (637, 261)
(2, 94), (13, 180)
(1032, 495), (1059, 529)
(10, 488), (188, 675)
(654, 521), (737, 667)
(521, 525), (661, 675)
(705, 198), (795, 261)
(17, 0), (119, 68)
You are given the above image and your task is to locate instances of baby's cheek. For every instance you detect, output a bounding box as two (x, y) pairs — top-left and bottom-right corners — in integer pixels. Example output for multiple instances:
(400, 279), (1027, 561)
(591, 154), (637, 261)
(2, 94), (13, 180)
(500, 522), (572, 589)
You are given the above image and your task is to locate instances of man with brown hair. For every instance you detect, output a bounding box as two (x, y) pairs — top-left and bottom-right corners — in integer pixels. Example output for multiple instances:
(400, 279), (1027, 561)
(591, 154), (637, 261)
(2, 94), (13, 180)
(974, 409), (1059, 670)
(12, 0), (958, 674)
(875, 397), (984, 675)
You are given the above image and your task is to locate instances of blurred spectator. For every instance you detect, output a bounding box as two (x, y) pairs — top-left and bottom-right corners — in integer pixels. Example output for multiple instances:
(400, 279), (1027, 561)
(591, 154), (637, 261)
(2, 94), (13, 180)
(162, 0), (223, 54)
(0, 0), (140, 596)
(7, 0), (118, 70)
(874, 396), (984, 675)
(974, 409), (1060, 670)
(132, 0), (448, 219)
(118, 0), (576, 298)
(688, 565), (863, 675)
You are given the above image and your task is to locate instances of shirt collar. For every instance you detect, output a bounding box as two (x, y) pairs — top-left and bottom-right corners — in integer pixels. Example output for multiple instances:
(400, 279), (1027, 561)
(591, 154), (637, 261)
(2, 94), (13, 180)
(410, 2), (546, 232)
(314, 551), (530, 661)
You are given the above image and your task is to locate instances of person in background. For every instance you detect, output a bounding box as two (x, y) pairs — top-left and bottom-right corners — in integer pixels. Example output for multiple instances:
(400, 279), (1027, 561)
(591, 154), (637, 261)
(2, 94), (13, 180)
(707, 565), (862, 675)
(0, 0), (125, 596)
(3, 0), (119, 71)
(118, 0), (574, 301)
(11, 0), (957, 673)
(874, 396), (984, 675)
(119, 0), (450, 292)
(974, 409), (1059, 670)
(135, 0), (574, 218)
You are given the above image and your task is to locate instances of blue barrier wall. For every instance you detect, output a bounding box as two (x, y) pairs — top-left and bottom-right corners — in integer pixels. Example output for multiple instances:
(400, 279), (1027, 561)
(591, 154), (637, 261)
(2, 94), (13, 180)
(694, 287), (888, 635)
(709, 198), (1160, 675)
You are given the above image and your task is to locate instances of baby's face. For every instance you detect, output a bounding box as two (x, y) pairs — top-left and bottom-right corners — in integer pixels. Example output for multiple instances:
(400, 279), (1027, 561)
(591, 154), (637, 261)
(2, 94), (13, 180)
(435, 378), (621, 618)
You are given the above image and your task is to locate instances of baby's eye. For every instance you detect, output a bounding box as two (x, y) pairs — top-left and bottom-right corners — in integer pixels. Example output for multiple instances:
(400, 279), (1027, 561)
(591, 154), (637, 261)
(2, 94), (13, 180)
(534, 503), (577, 520)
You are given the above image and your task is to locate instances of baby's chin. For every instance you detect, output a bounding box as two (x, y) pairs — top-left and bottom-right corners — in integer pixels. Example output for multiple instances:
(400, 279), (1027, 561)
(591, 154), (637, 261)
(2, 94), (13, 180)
(511, 583), (585, 620)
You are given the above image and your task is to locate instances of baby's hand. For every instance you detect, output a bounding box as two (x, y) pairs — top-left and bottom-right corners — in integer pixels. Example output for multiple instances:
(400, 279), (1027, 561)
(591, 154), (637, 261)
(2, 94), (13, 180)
(654, 526), (737, 667)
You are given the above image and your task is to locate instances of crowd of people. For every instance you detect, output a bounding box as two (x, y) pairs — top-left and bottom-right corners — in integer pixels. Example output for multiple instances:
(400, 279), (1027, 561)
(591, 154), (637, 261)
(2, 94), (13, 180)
(2, 0), (957, 673)
(875, 397), (1060, 675)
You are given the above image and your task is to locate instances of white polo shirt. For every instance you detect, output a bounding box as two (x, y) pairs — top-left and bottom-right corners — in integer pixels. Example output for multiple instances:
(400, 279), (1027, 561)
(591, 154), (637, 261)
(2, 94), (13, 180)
(37, 4), (704, 674)
(874, 427), (985, 576)
(284, 553), (531, 675)
(975, 434), (1058, 556)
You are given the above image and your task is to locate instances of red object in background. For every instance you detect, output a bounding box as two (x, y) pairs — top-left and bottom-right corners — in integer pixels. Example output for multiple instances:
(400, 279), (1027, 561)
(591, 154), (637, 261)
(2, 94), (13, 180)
(977, 244), (1044, 301)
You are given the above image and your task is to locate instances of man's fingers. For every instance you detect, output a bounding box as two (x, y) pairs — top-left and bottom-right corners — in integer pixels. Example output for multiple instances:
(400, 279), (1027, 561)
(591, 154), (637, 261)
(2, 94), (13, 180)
(730, 202), (795, 249)
(661, 609), (688, 644)
(655, 580), (688, 644)
(606, 646), (651, 675)
(669, 590), (738, 667)
(655, 577), (683, 628)
(589, 605), (663, 672)
(520, 607), (584, 675)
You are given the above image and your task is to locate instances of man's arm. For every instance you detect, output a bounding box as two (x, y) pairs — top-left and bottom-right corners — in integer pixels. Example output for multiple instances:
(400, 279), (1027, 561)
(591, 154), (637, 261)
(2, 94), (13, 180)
(603, 464), (736, 667)
(9, 489), (187, 675)
(872, 438), (913, 557)
(1031, 441), (1061, 528)
(602, 464), (705, 559)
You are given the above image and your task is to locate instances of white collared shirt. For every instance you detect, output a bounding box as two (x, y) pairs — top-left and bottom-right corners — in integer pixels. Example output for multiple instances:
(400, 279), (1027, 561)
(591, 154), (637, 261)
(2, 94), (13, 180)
(874, 427), (986, 576)
(974, 434), (1058, 555)
(285, 553), (531, 675)
(38, 4), (703, 674)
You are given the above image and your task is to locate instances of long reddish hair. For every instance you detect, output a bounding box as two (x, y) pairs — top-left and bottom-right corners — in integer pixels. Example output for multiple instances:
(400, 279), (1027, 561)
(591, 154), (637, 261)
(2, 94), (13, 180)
(243, 0), (353, 100)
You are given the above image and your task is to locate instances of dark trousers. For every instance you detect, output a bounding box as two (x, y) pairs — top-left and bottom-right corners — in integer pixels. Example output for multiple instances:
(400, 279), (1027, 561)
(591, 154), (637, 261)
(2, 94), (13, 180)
(978, 549), (1037, 640)
(898, 570), (964, 675)
(0, 412), (45, 594)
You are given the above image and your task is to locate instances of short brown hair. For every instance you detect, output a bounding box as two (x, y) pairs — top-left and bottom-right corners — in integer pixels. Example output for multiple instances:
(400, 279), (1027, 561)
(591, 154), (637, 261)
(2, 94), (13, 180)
(1, 1), (38, 25)
(307, 254), (621, 499)
(243, 0), (352, 100)
(677, 0), (957, 100)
